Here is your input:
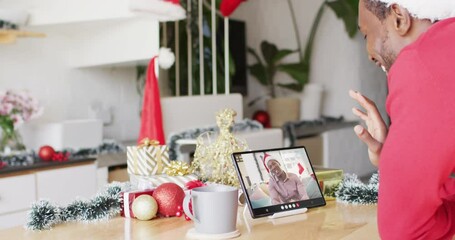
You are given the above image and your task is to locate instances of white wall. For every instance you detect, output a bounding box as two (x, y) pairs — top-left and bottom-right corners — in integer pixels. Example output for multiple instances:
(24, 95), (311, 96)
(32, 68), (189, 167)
(0, 33), (141, 145)
(232, 0), (388, 121)
(232, 0), (388, 176)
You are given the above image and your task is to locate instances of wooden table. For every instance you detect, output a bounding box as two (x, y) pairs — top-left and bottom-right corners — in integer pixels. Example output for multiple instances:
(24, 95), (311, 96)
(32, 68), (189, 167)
(0, 201), (379, 240)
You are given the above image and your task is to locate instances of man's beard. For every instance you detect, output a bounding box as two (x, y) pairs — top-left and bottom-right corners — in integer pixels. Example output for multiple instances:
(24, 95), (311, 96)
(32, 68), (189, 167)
(380, 32), (397, 73)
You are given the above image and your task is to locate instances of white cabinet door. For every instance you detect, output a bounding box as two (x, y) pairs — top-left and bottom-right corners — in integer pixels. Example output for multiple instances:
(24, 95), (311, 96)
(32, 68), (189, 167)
(36, 163), (98, 205)
(0, 174), (36, 215)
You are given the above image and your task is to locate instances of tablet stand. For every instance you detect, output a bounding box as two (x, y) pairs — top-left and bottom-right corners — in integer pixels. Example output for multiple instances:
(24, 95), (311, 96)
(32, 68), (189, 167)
(268, 207), (308, 219)
(242, 206), (308, 232)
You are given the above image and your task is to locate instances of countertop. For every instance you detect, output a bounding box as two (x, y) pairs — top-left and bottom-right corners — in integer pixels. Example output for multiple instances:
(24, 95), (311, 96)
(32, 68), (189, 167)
(0, 157), (96, 176)
(0, 201), (379, 239)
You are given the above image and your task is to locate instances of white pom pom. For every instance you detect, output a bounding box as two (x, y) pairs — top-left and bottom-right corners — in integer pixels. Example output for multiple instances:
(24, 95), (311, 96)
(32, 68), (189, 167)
(158, 47), (175, 69)
(377, 0), (455, 21)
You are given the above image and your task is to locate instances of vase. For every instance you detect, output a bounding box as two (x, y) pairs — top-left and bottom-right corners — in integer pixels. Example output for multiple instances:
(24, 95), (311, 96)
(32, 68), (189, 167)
(300, 83), (324, 120)
(266, 97), (300, 127)
(0, 126), (26, 153)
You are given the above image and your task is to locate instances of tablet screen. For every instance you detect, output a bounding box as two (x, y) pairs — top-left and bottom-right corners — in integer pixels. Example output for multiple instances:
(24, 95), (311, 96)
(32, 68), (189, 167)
(232, 146), (326, 218)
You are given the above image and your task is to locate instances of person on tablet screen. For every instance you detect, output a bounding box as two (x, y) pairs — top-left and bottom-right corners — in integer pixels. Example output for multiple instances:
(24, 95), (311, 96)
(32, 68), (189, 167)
(265, 158), (309, 204)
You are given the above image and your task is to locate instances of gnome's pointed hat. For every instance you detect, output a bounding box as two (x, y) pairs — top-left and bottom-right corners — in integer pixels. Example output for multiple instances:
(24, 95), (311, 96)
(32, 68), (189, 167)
(138, 48), (175, 145)
(375, 0), (455, 21)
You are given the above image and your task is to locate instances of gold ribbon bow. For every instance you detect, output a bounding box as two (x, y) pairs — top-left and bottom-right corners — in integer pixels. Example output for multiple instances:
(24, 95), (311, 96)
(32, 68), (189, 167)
(166, 161), (191, 176)
(138, 138), (160, 148)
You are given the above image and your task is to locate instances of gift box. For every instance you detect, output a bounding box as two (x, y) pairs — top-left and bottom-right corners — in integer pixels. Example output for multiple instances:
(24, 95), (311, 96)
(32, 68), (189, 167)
(120, 189), (155, 218)
(130, 174), (198, 189)
(127, 139), (170, 176)
(314, 167), (343, 200)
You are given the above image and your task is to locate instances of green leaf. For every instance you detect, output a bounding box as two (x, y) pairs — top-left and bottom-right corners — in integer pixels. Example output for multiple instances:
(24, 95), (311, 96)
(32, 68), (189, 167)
(277, 62), (309, 87)
(249, 63), (268, 86)
(272, 49), (297, 64)
(326, 0), (359, 38)
(247, 47), (264, 66)
(261, 41), (279, 65)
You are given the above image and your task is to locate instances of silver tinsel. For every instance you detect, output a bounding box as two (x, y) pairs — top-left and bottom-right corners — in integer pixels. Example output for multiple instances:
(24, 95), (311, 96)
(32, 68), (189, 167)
(335, 172), (379, 205)
(26, 182), (130, 230)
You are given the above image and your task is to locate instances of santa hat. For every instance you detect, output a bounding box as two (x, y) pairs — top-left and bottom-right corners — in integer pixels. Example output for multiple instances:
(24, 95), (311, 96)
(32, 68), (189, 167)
(374, 0), (455, 22)
(138, 48), (175, 145)
(129, 0), (186, 21)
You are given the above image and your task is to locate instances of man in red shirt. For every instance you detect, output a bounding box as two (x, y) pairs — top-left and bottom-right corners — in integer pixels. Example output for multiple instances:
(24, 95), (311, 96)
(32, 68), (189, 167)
(351, 0), (455, 239)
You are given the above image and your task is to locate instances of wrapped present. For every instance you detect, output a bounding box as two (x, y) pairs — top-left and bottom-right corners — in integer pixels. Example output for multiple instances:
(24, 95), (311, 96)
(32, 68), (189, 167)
(130, 173), (198, 190)
(120, 189), (155, 218)
(127, 138), (171, 176)
(314, 167), (343, 200)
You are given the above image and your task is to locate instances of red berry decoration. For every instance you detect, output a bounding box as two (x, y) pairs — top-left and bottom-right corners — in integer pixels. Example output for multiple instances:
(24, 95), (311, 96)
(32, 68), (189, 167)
(152, 183), (185, 217)
(38, 145), (55, 161)
(252, 110), (271, 128)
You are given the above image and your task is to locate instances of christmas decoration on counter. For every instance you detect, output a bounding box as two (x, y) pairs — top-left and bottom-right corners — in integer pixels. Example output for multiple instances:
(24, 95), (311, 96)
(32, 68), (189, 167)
(0, 140), (124, 168)
(167, 118), (262, 161)
(191, 109), (249, 187)
(314, 167), (344, 200)
(132, 195), (158, 221)
(335, 172), (379, 205)
(127, 138), (170, 176)
(138, 48), (175, 145)
(120, 188), (155, 218)
(0, 90), (43, 153)
(26, 182), (131, 230)
(38, 145), (55, 161)
(252, 110), (271, 128)
(166, 161), (191, 176)
(129, 173), (198, 189)
(152, 182), (185, 217)
(0, 19), (18, 30)
(0, 161), (6, 169)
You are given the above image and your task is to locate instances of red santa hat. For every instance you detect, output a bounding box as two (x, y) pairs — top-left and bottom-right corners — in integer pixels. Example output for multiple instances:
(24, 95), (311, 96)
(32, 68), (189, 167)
(138, 48), (175, 145)
(374, 0), (455, 22)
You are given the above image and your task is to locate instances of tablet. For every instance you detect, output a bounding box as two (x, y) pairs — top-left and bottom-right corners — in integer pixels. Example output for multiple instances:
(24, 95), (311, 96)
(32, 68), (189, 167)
(232, 146), (326, 218)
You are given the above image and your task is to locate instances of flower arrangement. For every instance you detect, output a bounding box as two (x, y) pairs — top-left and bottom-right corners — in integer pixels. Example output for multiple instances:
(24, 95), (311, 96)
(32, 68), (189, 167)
(0, 90), (43, 152)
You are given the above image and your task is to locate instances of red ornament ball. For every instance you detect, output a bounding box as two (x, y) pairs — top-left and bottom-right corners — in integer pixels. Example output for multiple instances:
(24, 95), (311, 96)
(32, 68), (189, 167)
(152, 183), (185, 217)
(253, 110), (271, 128)
(38, 145), (55, 161)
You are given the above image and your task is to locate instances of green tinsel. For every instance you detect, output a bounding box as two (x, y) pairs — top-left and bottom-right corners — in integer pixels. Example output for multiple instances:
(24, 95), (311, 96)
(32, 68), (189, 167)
(335, 172), (379, 205)
(26, 182), (130, 230)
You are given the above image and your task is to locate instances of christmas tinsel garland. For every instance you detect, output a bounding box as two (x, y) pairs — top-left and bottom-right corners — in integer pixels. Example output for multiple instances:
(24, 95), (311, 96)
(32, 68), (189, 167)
(167, 119), (263, 160)
(1, 140), (124, 167)
(26, 182), (131, 231)
(335, 172), (379, 204)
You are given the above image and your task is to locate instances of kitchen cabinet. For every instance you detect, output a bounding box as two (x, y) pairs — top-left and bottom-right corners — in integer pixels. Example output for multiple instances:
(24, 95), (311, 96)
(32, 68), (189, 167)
(0, 162), (98, 229)
(36, 163), (98, 206)
(0, 174), (36, 229)
(0, 0), (159, 67)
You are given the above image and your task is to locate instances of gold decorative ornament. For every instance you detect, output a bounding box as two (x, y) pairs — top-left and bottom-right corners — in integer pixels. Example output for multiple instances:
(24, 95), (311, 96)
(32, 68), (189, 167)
(191, 108), (249, 186)
(138, 138), (160, 148)
(166, 161), (191, 176)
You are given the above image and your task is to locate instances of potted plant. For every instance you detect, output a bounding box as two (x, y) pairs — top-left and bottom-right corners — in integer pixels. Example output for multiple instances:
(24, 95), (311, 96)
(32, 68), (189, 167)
(247, 41), (304, 127)
(248, 0), (359, 126)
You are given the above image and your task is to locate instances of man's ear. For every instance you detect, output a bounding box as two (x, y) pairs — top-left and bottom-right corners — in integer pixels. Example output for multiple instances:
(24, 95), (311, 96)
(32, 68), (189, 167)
(389, 3), (412, 36)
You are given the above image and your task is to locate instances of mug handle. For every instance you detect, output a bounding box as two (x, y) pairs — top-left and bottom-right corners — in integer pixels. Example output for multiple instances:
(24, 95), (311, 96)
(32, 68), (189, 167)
(183, 193), (199, 223)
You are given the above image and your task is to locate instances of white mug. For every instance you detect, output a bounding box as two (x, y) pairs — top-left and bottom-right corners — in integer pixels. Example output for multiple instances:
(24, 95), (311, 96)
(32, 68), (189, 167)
(183, 184), (239, 234)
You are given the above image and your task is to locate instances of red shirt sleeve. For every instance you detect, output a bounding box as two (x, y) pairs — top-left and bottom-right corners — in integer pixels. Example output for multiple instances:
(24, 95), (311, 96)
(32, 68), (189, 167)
(379, 45), (455, 239)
